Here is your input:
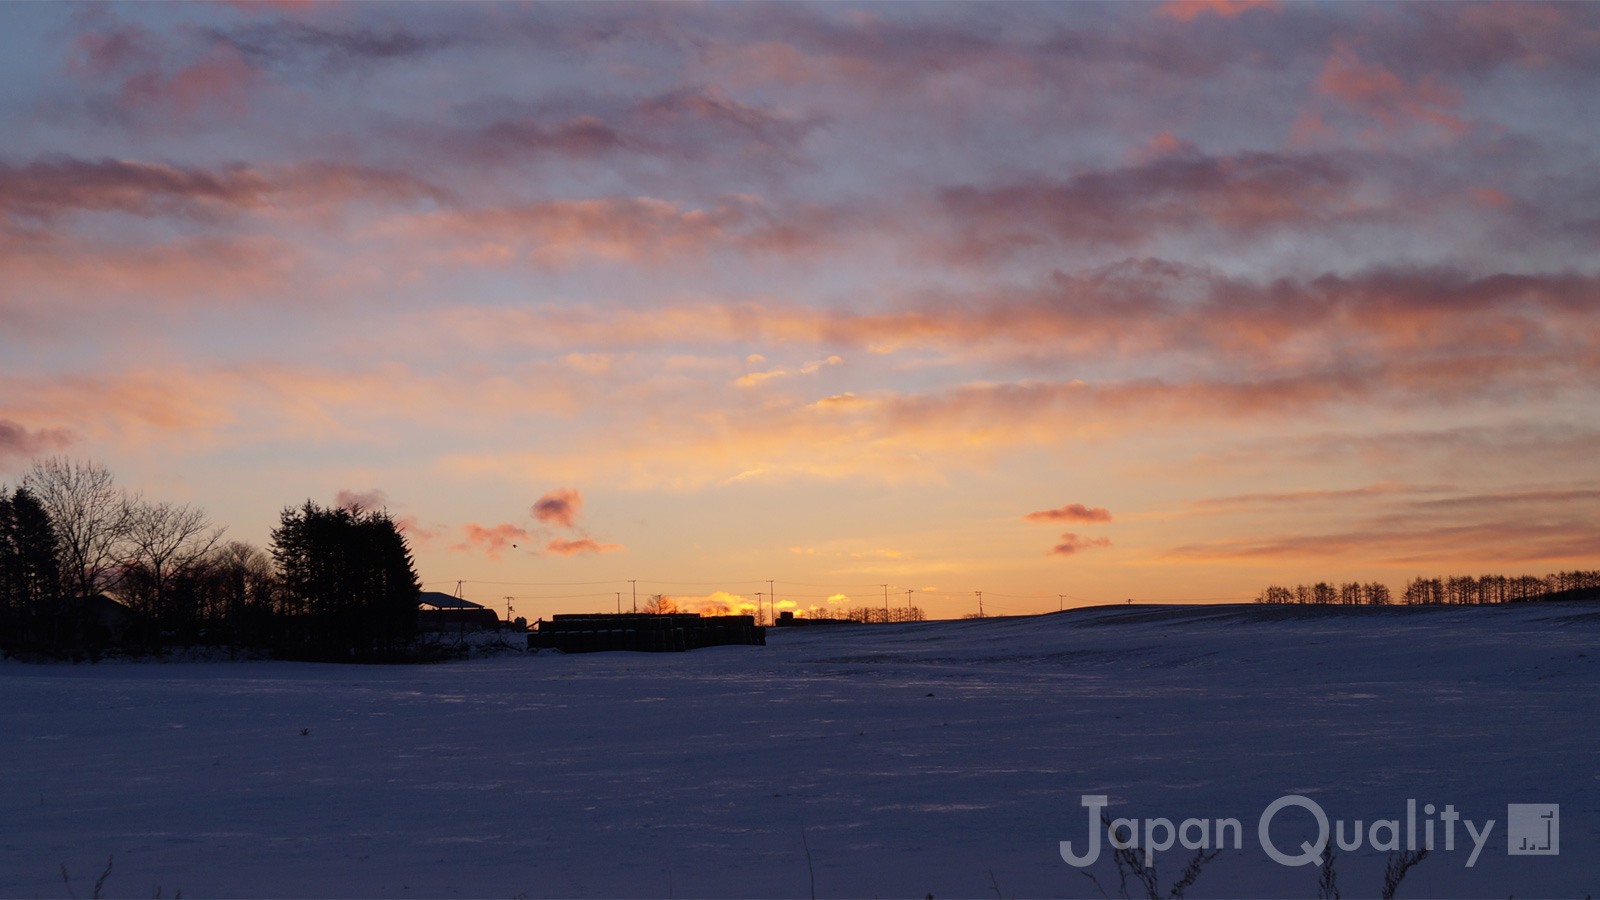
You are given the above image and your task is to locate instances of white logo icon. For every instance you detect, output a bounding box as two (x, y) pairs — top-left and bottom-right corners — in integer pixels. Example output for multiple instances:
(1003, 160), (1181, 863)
(1507, 804), (1559, 856)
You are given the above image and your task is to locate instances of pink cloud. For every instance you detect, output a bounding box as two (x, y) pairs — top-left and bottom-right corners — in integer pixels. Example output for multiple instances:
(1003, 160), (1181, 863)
(0, 419), (75, 469)
(334, 488), (388, 511)
(937, 149), (1355, 259)
(1165, 520), (1600, 568)
(532, 488), (583, 528)
(0, 158), (269, 222)
(115, 42), (262, 124)
(1051, 533), (1112, 556)
(393, 514), (444, 549)
(68, 20), (160, 79)
(1156, 1), (1278, 22)
(0, 157), (441, 224)
(1024, 504), (1113, 524)
(1315, 42), (1467, 136)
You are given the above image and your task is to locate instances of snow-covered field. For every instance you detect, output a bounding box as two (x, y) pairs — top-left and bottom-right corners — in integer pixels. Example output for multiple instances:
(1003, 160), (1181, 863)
(3, 603), (1596, 899)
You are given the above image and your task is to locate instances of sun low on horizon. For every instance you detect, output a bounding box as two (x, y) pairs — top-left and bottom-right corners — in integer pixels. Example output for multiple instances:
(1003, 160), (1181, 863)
(2, 1), (1596, 621)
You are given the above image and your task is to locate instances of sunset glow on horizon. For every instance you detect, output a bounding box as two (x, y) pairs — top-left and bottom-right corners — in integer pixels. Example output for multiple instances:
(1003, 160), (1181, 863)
(2, 2), (1597, 619)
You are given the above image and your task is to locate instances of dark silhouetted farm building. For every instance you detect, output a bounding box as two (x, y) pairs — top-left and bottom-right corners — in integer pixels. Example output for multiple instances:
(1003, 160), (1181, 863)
(774, 610), (860, 626)
(417, 591), (501, 632)
(529, 613), (764, 653)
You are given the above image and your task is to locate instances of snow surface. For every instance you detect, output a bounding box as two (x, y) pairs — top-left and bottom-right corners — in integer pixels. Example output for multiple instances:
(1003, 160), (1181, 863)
(3, 603), (1597, 898)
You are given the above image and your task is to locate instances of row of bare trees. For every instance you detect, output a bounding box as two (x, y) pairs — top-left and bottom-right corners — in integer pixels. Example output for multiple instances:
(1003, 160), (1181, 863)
(1255, 582), (1392, 605)
(1257, 570), (1600, 606)
(839, 605), (926, 623)
(1399, 570), (1600, 605)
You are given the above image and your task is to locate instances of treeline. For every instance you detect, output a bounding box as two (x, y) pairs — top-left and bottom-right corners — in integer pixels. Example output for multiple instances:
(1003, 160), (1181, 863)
(0, 458), (421, 661)
(1255, 582), (1392, 605)
(638, 593), (926, 625)
(1257, 570), (1600, 606)
(839, 605), (926, 623)
(1396, 570), (1600, 605)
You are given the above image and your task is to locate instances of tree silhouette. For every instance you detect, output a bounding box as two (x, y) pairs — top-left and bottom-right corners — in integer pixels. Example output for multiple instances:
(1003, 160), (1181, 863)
(122, 501), (224, 632)
(22, 458), (131, 600)
(271, 501), (420, 658)
(0, 486), (64, 650)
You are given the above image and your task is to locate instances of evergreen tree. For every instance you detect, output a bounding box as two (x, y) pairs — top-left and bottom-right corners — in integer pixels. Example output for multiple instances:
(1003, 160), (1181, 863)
(0, 486), (64, 650)
(270, 501), (420, 658)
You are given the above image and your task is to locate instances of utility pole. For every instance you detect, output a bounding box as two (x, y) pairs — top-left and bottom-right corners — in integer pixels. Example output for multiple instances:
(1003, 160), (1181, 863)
(630, 580), (637, 613)
(505, 597), (515, 621)
(768, 579), (775, 627)
(454, 581), (466, 645)
(616, 591), (621, 615)
(1059, 594), (1065, 612)
(881, 584), (889, 623)
(905, 589), (913, 621)
(976, 590), (983, 618)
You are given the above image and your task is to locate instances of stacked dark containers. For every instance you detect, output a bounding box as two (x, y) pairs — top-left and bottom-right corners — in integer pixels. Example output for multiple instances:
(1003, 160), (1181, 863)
(528, 613), (765, 653)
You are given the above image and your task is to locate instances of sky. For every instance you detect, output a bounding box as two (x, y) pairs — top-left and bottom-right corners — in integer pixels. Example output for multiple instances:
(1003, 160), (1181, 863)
(1, 1), (1597, 620)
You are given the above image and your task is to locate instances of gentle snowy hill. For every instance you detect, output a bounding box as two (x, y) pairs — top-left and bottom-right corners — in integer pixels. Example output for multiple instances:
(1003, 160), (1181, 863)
(4, 602), (1596, 898)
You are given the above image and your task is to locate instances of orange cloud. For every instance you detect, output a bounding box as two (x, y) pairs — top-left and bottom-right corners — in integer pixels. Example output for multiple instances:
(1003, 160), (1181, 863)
(1024, 503), (1112, 524)
(0, 233), (302, 323)
(407, 262), (1599, 365)
(443, 337), (1600, 491)
(1051, 533), (1112, 556)
(1165, 485), (1600, 568)
(1165, 521), (1600, 568)
(459, 523), (531, 561)
(1192, 482), (1436, 509)
(669, 591), (755, 616)
(375, 194), (832, 269)
(545, 537), (623, 556)
(0, 359), (595, 451)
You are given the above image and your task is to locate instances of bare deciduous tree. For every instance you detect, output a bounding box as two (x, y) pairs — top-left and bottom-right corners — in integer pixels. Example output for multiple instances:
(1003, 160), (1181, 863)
(22, 457), (132, 599)
(643, 594), (676, 614)
(123, 501), (224, 620)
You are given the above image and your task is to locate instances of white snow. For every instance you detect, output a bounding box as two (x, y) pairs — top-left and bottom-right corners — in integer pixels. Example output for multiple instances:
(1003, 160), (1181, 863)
(3, 602), (1597, 898)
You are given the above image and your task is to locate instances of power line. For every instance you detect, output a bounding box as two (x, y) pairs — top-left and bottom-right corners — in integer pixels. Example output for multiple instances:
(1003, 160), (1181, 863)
(494, 592), (618, 600)
(633, 578), (769, 585)
(1124, 596), (1254, 603)
(780, 579), (904, 589)
(425, 579), (621, 587)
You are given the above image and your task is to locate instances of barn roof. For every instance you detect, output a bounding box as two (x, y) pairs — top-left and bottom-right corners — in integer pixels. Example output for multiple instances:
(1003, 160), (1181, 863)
(417, 590), (485, 610)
